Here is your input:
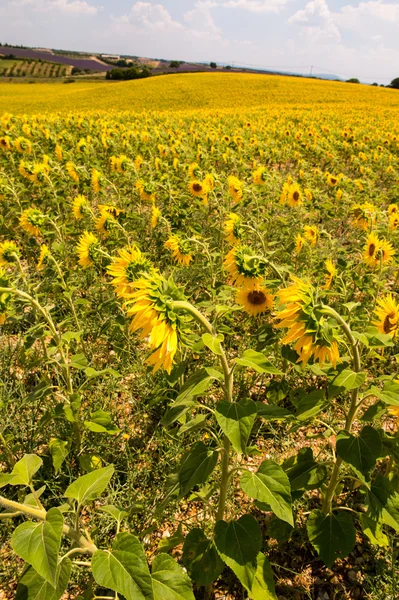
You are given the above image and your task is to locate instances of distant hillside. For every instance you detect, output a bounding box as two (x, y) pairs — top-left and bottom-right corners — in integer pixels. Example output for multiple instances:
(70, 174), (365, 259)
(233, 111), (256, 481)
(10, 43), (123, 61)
(0, 46), (112, 72)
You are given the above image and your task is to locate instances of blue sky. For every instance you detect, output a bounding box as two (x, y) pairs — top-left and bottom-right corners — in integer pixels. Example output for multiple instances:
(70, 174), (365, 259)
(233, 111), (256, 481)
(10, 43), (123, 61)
(1, 0), (398, 83)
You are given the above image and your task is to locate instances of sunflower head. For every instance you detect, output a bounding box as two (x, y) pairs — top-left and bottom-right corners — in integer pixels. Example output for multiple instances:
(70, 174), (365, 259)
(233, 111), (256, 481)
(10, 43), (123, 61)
(164, 235), (193, 266)
(223, 213), (242, 245)
(72, 195), (89, 220)
(188, 180), (208, 198)
(76, 231), (100, 268)
(107, 246), (154, 297)
(363, 231), (381, 267)
(373, 294), (399, 338)
(151, 205), (161, 229)
(228, 176), (243, 202)
(0, 241), (20, 267)
(287, 183), (302, 207)
(224, 245), (267, 286)
(19, 208), (45, 237)
(303, 225), (318, 246)
(236, 281), (274, 316)
(253, 167), (267, 185)
(123, 273), (187, 374)
(275, 276), (340, 367)
(37, 245), (50, 271)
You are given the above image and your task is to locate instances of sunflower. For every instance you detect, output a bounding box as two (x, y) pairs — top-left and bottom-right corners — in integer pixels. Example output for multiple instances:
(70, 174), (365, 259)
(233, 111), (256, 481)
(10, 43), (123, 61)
(123, 274), (184, 374)
(98, 204), (123, 218)
(379, 239), (395, 264)
(279, 181), (290, 205)
(164, 235), (193, 266)
(303, 225), (318, 246)
(236, 281), (274, 316)
(387, 405), (399, 427)
(363, 232), (381, 267)
(19, 208), (45, 237)
(388, 204), (398, 216)
(324, 259), (336, 290)
(55, 144), (63, 161)
(287, 184), (302, 207)
(65, 162), (79, 183)
(352, 202), (376, 230)
(188, 180), (208, 198)
(107, 246), (153, 297)
(136, 180), (155, 202)
(36, 245), (50, 271)
(389, 214), (399, 231)
(91, 169), (101, 193)
(327, 174), (338, 186)
(253, 166), (267, 185)
(204, 173), (215, 191)
(0, 241), (20, 267)
(295, 233), (305, 254)
(304, 188), (313, 201)
(373, 294), (399, 337)
(224, 245), (266, 286)
(188, 162), (201, 179)
(228, 176), (243, 202)
(95, 209), (115, 237)
(151, 205), (161, 229)
(0, 136), (11, 151)
(76, 231), (100, 268)
(275, 276), (340, 367)
(134, 155), (143, 171)
(223, 213), (242, 245)
(72, 195), (88, 220)
(14, 137), (32, 154)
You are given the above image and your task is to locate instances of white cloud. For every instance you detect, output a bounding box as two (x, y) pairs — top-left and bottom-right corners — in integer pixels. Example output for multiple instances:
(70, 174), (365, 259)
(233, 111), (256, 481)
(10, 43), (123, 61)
(184, 2), (221, 36)
(289, 0), (340, 41)
(335, 1), (399, 28)
(11, 0), (99, 15)
(113, 2), (183, 31)
(202, 0), (290, 12)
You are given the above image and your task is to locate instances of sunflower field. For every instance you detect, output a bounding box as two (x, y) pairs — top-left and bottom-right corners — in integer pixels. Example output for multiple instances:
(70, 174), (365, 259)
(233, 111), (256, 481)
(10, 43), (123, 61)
(1, 73), (399, 600)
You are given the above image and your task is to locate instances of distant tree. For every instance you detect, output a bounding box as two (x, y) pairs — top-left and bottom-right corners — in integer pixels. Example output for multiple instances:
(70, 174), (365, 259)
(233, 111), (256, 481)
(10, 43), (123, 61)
(210, 62), (217, 69)
(169, 60), (180, 69)
(372, 82), (379, 86)
(224, 65), (232, 70)
(388, 77), (399, 89)
(346, 78), (360, 83)
(106, 66), (151, 81)
(71, 67), (82, 75)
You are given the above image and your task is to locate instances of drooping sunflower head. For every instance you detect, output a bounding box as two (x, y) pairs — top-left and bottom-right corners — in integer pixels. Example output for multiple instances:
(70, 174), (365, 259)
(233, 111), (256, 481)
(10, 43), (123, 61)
(65, 161), (79, 183)
(188, 162), (201, 179)
(303, 225), (318, 246)
(223, 213), (242, 245)
(19, 207), (45, 237)
(224, 245), (267, 286)
(123, 273), (186, 374)
(352, 202), (376, 230)
(107, 246), (154, 297)
(204, 173), (215, 191)
(228, 176), (243, 202)
(236, 281), (274, 316)
(72, 195), (89, 220)
(95, 208), (115, 237)
(253, 166), (267, 186)
(76, 231), (100, 268)
(0, 241), (20, 267)
(389, 214), (399, 231)
(295, 233), (305, 254)
(275, 276), (340, 367)
(324, 258), (337, 290)
(36, 244), (50, 271)
(151, 205), (161, 229)
(373, 294), (399, 338)
(164, 235), (193, 266)
(0, 270), (12, 325)
(136, 180), (155, 202)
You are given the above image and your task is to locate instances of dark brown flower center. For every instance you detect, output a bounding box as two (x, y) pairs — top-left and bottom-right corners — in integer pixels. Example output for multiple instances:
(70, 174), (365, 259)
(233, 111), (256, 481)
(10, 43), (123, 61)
(330, 177), (337, 184)
(193, 183), (202, 192)
(293, 191), (300, 202)
(248, 290), (266, 305)
(383, 313), (395, 334)
(368, 243), (376, 256)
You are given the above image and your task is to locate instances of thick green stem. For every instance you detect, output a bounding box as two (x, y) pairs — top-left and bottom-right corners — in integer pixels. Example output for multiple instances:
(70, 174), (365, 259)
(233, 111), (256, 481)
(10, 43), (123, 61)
(0, 495), (97, 554)
(319, 305), (362, 514)
(171, 300), (234, 524)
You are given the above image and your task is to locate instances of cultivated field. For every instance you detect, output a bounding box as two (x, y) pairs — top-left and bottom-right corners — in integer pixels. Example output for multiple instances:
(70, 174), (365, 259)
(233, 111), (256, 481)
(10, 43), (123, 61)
(1, 73), (399, 600)
(0, 59), (72, 78)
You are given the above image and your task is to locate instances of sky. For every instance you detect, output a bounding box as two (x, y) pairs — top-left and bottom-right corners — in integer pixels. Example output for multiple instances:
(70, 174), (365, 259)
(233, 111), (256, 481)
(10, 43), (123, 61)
(1, 0), (398, 83)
